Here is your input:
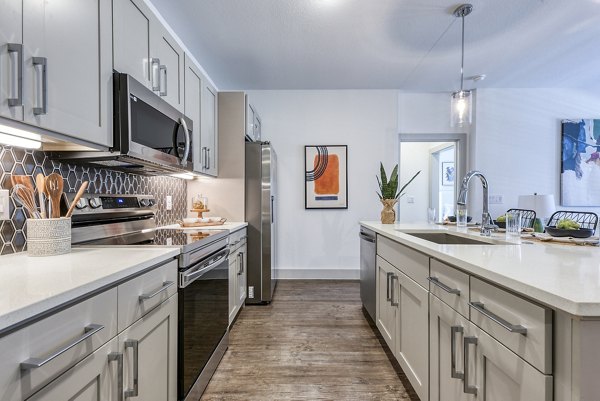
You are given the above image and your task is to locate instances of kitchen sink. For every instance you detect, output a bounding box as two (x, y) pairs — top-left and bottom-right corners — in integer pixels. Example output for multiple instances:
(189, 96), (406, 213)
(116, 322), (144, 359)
(401, 232), (506, 245)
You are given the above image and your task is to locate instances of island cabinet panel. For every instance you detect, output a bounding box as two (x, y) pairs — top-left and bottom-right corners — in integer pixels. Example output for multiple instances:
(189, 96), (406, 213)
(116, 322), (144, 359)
(376, 256), (396, 351)
(470, 277), (552, 374)
(430, 294), (475, 401)
(377, 236), (429, 289)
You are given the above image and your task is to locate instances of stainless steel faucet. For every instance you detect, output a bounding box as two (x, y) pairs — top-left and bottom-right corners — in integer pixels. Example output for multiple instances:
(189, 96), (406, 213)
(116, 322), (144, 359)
(456, 170), (497, 236)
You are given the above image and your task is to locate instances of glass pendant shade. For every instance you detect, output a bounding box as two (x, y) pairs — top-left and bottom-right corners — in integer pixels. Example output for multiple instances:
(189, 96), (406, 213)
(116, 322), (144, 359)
(450, 90), (472, 128)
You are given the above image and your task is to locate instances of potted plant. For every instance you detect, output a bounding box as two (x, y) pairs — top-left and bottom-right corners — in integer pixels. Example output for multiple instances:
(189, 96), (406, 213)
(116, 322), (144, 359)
(377, 163), (421, 224)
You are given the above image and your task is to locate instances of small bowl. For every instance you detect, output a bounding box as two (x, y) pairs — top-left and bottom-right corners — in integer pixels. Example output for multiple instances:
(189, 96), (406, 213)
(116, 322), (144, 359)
(545, 226), (594, 238)
(182, 217), (198, 225)
(447, 215), (473, 223)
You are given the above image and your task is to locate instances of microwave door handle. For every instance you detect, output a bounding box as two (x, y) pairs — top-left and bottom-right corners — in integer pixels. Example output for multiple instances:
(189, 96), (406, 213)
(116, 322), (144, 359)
(179, 117), (190, 166)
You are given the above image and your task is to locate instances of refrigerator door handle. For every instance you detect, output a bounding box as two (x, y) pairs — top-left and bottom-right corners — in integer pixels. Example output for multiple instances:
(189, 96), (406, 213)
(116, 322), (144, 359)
(271, 196), (274, 223)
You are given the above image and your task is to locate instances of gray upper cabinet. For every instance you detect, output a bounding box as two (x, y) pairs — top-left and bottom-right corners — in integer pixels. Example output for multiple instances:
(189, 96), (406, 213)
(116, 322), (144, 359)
(0, 0), (24, 121)
(201, 79), (218, 176)
(0, 0), (113, 147)
(184, 54), (204, 174)
(113, 0), (184, 113)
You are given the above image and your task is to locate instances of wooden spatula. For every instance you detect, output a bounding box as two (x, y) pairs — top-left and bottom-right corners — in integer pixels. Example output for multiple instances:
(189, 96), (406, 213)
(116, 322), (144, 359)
(45, 173), (64, 218)
(66, 181), (88, 218)
(11, 175), (34, 191)
(35, 174), (47, 219)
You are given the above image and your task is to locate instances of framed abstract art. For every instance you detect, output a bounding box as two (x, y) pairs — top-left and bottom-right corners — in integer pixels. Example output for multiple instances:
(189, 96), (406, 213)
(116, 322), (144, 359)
(304, 145), (348, 209)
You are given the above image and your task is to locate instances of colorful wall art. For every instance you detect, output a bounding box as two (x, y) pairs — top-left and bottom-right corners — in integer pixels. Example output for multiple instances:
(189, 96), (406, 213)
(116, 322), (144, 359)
(305, 145), (348, 209)
(561, 119), (600, 206)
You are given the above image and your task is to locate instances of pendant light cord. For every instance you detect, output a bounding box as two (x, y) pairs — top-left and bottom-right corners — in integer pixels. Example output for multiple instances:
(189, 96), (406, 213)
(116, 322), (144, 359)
(460, 14), (465, 92)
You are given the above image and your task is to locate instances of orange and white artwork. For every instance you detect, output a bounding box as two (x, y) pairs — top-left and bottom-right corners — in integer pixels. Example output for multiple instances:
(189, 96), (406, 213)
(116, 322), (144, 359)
(305, 145), (347, 209)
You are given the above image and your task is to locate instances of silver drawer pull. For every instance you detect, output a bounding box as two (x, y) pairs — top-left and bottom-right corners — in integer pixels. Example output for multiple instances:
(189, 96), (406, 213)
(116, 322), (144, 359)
(108, 352), (124, 401)
(390, 274), (399, 306)
(386, 272), (393, 301)
(139, 281), (174, 301)
(427, 276), (461, 295)
(469, 301), (527, 335)
(450, 326), (464, 379)
(32, 57), (47, 115)
(20, 324), (104, 370)
(7, 43), (23, 107)
(463, 336), (478, 395)
(124, 340), (139, 398)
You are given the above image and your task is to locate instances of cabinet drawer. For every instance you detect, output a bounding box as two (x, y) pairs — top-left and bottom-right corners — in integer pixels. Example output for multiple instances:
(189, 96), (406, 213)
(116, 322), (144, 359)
(470, 277), (552, 374)
(377, 236), (429, 288)
(0, 288), (117, 401)
(429, 259), (469, 319)
(118, 259), (178, 331)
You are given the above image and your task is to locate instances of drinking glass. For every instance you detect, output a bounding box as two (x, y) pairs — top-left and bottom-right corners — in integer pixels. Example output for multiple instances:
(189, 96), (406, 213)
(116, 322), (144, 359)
(506, 211), (522, 240)
(456, 205), (468, 227)
(427, 208), (436, 224)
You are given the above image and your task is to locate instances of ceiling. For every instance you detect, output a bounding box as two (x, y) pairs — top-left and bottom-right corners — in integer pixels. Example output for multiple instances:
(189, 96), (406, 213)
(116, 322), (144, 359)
(151, 0), (600, 91)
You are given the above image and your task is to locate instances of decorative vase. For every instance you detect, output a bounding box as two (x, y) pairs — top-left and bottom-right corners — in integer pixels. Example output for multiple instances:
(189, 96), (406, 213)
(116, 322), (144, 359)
(380, 199), (398, 224)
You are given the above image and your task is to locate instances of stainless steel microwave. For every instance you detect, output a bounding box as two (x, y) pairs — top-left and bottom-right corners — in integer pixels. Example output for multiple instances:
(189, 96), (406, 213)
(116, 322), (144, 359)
(53, 73), (193, 175)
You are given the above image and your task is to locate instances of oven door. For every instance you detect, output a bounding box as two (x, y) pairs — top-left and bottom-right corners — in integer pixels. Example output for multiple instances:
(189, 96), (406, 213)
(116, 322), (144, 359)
(116, 73), (193, 171)
(178, 247), (229, 400)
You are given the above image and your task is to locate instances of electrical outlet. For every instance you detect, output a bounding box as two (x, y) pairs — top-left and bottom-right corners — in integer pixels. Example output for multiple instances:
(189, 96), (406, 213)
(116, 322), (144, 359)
(0, 189), (9, 220)
(489, 195), (504, 205)
(166, 237), (172, 246)
(407, 196), (415, 204)
(248, 286), (254, 299)
(166, 195), (173, 211)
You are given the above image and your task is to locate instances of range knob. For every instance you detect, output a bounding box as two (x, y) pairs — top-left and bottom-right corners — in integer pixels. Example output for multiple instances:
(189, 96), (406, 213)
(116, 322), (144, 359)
(139, 198), (150, 207)
(75, 198), (88, 209)
(89, 197), (102, 209)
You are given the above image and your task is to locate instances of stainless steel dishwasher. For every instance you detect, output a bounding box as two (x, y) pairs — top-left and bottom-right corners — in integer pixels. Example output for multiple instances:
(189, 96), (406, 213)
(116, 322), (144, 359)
(359, 227), (377, 321)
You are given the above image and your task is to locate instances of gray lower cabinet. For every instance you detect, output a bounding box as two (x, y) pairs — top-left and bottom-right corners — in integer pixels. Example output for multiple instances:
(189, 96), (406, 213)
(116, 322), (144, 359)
(113, 0), (184, 113)
(229, 228), (248, 325)
(26, 338), (121, 401)
(0, 0), (113, 147)
(119, 294), (178, 401)
(376, 256), (396, 350)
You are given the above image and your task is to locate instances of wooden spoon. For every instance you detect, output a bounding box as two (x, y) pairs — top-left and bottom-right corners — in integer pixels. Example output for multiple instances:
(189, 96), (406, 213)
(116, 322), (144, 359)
(45, 173), (64, 218)
(35, 174), (47, 219)
(65, 181), (88, 218)
(11, 175), (34, 191)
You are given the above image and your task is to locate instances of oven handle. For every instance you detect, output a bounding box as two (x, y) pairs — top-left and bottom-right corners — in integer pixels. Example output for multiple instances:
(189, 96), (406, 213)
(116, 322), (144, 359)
(180, 248), (230, 288)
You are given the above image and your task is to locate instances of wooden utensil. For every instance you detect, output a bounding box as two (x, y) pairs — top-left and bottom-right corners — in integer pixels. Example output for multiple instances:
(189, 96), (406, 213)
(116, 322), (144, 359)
(35, 174), (47, 219)
(45, 173), (64, 218)
(11, 175), (34, 191)
(65, 181), (88, 218)
(12, 184), (41, 219)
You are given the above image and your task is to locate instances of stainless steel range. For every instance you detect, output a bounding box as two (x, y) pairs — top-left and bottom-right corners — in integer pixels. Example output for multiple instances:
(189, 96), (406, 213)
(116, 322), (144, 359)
(69, 193), (230, 401)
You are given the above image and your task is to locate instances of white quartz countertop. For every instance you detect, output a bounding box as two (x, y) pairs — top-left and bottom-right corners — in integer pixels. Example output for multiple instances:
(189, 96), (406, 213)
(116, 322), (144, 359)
(361, 221), (600, 317)
(160, 222), (248, 233)
(0, 247), (179, 335)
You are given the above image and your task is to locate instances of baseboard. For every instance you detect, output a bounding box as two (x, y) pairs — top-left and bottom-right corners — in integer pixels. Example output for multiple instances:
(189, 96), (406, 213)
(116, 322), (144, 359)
(275, 268), (359, 280)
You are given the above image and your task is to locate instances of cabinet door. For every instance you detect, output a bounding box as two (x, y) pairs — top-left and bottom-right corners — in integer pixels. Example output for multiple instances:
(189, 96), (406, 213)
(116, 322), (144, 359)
(465, 321), (552, 401)
(237, 245), (247, 307)
(0, 0), (23, 121)
(184, 54), (203, 173)
(23, 0), (112, 147)
(430, 294), (475, 401)
(375, 256), (396, 352)
(228, 254), (238, 325)
(26, 338), (120, 401)
(151, 24), (184, 112)
(113, 0), (152, 88)
(119, 295), (177, 401)
(395, 270), (429, 401)
(201, 81), (218, 176)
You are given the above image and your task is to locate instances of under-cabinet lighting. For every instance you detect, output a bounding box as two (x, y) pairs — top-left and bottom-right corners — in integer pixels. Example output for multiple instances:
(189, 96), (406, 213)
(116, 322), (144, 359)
(0, 124), (42, 149)
(171, 173), (196, 180)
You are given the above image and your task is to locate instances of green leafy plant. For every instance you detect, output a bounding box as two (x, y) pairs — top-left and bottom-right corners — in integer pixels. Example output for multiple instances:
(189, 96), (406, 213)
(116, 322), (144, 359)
(376, 163), (421, 200)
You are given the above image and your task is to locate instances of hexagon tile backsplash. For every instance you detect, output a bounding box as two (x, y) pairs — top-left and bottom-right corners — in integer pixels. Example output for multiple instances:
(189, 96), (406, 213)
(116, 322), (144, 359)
(0, 145), (187, 255)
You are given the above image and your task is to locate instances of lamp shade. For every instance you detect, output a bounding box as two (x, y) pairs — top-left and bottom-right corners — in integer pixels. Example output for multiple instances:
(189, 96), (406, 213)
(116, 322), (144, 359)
(518, 194), (556, 219)
(450, 90), (472, 127)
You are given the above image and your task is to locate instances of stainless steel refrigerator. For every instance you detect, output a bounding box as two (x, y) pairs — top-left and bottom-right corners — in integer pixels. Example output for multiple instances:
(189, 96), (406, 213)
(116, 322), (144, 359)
(245, 141), (277, 304)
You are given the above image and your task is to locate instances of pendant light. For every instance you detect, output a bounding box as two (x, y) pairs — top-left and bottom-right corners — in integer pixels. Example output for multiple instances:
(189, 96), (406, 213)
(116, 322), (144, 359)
(450, 4), (473, 128)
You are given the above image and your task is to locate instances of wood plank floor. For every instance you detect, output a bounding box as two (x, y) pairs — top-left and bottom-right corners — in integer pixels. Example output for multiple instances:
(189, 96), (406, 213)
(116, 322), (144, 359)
(200, 280), (420, 401)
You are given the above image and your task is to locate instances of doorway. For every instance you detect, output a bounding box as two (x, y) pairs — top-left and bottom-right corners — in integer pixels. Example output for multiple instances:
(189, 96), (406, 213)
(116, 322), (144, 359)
(397, 134), (467, 224)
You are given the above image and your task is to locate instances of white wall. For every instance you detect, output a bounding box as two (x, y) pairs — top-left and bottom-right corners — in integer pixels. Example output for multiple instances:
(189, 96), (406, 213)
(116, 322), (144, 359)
(246, 90), (398, 279)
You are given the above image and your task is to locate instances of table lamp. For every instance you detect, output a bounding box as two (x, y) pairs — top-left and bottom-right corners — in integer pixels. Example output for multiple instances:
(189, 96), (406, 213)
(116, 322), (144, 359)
(518, 194), (556, 232)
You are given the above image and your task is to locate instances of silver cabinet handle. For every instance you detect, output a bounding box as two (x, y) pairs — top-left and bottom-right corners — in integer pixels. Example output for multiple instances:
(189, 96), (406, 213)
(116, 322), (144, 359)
(427, 276), (461, 295)
(159, 65), (167, 96)
(386, 272), (393, 301)
(240, 252), (244, 274)
(32, 57), (47, 115)
(206, 148), (211, 169)
(124, 340), (139, 398)
(359, 232), (376, 243)
(202, 147), (208, 169)
(108, 352), (124, 401)
(463, 336), (478, 395)
(450, 326), (464, 379)
(7, 43), (23, 106)
(237, 253), (242, 275)
(138, 281), (174, 301)
(179, 117), (190, 166)
(150, 58), (160, 91)
(20, 324), (104, 370)
(390, 275), (399, 306)
(469, 301), (527, 335)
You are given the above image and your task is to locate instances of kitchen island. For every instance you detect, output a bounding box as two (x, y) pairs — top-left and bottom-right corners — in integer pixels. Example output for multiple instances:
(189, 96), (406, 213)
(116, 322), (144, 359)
(361, 221), (600, 401)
